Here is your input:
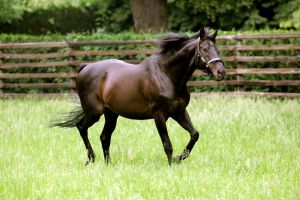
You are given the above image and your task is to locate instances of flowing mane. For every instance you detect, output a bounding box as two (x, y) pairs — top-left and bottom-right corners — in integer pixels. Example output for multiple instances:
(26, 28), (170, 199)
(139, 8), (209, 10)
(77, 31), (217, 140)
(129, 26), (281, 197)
(158, 33), (190, 55)
(158, 29), (215, 56)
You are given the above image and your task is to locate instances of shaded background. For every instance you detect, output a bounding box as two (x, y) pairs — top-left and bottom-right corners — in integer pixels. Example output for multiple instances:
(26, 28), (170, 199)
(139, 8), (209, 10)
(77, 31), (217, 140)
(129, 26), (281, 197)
(0, 0), (299, 34)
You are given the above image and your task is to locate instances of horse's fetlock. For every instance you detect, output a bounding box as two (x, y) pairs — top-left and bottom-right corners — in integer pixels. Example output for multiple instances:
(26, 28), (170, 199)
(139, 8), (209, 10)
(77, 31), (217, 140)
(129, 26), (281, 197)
(164, 144), (173, 155)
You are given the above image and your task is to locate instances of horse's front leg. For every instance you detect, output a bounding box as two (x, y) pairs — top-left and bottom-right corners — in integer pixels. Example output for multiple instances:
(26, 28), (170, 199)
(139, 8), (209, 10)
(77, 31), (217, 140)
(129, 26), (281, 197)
(172, 109), (199, 163)
(153, 112), (173, 165)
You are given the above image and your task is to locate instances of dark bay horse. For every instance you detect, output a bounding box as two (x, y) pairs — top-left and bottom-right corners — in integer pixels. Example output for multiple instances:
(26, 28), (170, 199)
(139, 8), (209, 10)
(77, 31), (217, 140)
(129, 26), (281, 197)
(52, 27), (225, 165)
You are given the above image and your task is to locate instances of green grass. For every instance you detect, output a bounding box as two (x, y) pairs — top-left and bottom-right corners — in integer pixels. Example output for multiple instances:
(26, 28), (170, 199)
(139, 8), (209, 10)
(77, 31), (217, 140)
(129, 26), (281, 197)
(0, 96), (299, 199)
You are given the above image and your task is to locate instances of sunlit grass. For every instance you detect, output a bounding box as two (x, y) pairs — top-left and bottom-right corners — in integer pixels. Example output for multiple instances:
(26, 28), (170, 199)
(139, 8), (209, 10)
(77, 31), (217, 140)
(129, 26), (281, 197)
(0, 96), (299, 199)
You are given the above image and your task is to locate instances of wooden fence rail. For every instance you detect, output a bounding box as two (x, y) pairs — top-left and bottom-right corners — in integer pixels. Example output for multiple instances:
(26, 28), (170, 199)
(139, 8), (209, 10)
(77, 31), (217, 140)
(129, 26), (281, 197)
(0, 33), (300, 98)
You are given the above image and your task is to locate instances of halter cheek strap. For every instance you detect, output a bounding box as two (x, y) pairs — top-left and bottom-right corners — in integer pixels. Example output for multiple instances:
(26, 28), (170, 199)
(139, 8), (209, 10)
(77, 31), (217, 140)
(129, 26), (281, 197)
(197, 37), (222, 67)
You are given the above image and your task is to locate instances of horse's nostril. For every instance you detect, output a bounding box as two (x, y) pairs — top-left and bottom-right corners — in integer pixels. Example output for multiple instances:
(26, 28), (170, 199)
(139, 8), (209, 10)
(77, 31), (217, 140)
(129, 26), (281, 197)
(217, 69), (225, 79)
(217, 70), (222, 76)
(219, 69), (225, 75)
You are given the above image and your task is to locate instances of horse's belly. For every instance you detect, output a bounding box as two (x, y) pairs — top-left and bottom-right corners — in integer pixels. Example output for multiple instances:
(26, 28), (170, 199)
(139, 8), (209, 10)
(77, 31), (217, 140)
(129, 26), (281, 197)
(115, 110), (152, 120)
(103, 86), (152, 119)
(107, 99), (152, 120)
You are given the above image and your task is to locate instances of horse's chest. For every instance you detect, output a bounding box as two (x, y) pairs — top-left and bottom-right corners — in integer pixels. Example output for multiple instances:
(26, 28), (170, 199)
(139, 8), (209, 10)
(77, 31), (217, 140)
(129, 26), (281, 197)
(167, 98), (188, 114)
(151, 96), (188, 115)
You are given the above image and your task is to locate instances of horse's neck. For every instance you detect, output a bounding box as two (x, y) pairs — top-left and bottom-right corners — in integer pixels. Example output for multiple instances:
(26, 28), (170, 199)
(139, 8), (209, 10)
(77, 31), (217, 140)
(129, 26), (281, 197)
(160, 41), (197, 91)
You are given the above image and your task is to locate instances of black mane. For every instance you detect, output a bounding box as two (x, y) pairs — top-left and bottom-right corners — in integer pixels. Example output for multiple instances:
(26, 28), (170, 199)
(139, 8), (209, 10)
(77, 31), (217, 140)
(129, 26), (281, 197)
(158, 29), (214, 55)
(159, 33), (191, 55)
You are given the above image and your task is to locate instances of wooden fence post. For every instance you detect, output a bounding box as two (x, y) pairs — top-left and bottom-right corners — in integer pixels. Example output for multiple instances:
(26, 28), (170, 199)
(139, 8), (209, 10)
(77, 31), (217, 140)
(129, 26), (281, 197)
(236, 34), (245, 91)
(66, 41), (77, 93)
(0, 49), (4, 97)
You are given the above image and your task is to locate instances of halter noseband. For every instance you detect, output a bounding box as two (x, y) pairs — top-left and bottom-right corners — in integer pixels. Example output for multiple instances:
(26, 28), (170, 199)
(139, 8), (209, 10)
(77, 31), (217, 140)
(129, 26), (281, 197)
(201, 56), (223, 68)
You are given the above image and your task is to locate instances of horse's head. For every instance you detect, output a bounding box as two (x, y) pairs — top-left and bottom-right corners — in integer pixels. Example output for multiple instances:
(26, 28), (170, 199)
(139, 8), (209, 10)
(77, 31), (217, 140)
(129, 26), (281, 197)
(196, 27), (225, 81)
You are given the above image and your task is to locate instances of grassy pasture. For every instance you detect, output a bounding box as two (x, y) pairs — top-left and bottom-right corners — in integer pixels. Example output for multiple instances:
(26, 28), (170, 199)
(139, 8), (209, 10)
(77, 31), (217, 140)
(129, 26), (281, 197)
(0, 96), (299, 199)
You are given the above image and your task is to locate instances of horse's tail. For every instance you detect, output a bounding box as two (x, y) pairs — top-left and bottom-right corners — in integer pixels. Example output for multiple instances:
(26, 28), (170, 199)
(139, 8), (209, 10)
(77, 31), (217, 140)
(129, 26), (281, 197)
(49, 105), (85, 128)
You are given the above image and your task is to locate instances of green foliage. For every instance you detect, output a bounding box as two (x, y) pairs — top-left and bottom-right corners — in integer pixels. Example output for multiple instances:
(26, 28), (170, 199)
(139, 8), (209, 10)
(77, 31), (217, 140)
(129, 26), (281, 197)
(0, 31), (158, 42)
(0, 0), (132, 34)
(0, 5), (98, 34)
(274, 0), (300, 29)
(0, 0), (26, 23)
(1, 0), (299, 34)
(25, 0), (98, 9)
(171, 0), (299, 31)
(95, 0), (133, 33)
(170, 0), (254, 31)
(242, 10), (268, 30)
(174, 0), (253, 21)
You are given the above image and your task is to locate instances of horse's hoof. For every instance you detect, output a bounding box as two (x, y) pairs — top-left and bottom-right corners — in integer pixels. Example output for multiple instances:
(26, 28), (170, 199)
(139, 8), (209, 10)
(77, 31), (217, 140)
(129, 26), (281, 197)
(181, 149), (190, 159)
(104, 157), (111, 164)
(85, 160), (94, 166)
(172, 155), (182, 164)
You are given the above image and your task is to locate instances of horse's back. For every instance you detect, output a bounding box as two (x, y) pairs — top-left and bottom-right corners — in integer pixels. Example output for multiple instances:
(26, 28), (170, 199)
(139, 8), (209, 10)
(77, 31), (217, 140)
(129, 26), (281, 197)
(79, 59), (134, 75)
(77, 59), (137, 87)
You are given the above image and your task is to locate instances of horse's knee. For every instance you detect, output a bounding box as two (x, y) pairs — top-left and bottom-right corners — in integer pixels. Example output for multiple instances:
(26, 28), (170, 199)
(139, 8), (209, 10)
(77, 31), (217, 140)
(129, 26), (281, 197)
(192, 132), (199, 142)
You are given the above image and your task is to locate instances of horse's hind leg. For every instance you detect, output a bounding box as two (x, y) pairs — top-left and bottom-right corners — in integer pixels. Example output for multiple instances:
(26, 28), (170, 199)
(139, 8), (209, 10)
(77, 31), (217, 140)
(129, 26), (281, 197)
(100, 109), (119, 163)
(76, 114), (100, 165)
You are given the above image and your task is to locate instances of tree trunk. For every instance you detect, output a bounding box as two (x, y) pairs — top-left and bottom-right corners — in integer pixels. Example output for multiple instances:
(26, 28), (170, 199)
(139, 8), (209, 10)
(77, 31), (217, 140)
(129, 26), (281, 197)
(130, 0), (168, 33)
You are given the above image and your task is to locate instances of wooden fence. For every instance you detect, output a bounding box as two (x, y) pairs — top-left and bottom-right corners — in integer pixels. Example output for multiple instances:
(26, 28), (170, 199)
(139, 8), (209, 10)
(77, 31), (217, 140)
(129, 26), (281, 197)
(0, 33), (300, 98)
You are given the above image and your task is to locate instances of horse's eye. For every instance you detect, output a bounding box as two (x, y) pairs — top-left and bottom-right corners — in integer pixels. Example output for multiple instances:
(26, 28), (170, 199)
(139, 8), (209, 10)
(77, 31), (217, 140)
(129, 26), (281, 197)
(204, 48), (209, 52)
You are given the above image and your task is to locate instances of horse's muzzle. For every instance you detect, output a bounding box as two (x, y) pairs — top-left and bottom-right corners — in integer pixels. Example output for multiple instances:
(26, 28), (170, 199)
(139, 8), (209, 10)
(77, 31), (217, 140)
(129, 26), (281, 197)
(215, 68), (226, 81)
(211, 62), (225, 81)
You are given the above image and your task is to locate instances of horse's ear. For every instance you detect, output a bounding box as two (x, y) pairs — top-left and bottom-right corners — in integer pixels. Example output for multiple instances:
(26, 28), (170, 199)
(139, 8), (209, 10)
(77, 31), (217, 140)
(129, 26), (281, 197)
(199, 27), (206, 40)
(213, 30), (218, 38)
(211, 30), (218, 42)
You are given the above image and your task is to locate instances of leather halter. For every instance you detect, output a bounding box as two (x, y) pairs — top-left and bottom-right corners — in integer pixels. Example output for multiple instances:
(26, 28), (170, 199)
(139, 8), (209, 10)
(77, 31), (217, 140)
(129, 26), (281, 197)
(194, 37), (223, 68)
